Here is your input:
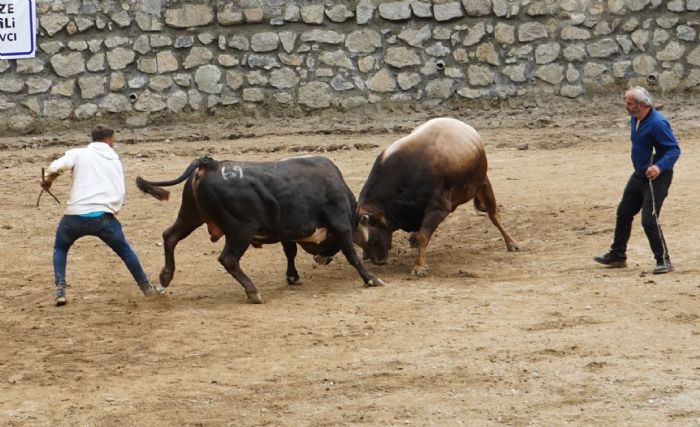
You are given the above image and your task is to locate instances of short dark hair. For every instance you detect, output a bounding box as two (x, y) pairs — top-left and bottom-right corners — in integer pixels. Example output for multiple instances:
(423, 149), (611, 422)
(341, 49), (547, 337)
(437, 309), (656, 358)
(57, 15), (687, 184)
(91, 124), (115, 142)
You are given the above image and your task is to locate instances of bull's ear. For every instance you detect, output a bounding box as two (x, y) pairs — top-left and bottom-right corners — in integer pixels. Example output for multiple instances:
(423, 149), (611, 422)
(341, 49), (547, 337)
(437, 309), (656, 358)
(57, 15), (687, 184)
(360, 214), (370, 225)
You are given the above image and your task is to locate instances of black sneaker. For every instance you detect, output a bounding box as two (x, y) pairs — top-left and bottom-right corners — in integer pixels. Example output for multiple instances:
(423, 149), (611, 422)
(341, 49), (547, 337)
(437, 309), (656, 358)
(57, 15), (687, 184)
(55, 286), (67, 306)
(653, 260), (673, 274)
(593, 252), (626, 268)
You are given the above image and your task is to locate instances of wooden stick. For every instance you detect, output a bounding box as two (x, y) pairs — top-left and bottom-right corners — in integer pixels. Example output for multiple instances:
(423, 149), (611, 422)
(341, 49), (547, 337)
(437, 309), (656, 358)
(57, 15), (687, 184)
(36, 167), (61, 208)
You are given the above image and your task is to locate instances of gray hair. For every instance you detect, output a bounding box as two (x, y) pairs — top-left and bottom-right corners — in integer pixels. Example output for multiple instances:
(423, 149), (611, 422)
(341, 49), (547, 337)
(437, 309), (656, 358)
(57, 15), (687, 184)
(625, 86), (653, 107)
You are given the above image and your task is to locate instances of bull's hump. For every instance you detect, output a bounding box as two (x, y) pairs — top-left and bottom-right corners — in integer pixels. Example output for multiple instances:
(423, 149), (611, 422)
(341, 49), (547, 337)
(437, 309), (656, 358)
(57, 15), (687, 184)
(381, 117), (482, 163)
(381, 136), (412, 161)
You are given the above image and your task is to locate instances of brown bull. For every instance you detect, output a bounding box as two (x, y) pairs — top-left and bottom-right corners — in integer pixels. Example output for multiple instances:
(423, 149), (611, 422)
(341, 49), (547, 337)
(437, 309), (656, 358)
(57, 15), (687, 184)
(356, 117), (519, 276)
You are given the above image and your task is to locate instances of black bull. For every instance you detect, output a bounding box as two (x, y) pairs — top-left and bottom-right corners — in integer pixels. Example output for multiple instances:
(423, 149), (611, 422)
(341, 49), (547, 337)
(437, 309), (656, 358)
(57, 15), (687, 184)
(136, 156), (384, 304)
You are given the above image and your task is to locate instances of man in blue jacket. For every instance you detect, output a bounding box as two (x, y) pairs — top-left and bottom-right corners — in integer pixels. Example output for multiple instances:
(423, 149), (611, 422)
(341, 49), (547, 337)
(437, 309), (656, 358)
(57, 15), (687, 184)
(594, 86), (681, 274)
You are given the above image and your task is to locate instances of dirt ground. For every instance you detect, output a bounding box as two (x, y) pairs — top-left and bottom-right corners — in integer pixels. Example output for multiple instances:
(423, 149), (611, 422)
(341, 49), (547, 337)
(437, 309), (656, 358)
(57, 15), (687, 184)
(1, 97), (699, 426)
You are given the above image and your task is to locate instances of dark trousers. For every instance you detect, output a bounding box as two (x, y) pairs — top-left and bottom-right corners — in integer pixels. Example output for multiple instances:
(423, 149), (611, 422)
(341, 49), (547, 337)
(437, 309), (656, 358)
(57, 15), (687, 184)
(53, 213), (149, 288)
(611, 171), (673, 262)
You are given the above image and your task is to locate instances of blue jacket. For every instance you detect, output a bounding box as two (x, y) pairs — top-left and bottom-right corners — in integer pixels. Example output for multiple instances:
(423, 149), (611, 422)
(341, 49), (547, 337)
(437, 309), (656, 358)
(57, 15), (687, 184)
(630, 108), (681, 177)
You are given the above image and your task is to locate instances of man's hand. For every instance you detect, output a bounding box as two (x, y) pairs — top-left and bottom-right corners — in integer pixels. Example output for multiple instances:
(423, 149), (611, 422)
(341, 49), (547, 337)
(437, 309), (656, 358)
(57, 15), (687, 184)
(41, 172), (58, 190)
(36, 170), (62, 207)
(646, 165), (661, 180)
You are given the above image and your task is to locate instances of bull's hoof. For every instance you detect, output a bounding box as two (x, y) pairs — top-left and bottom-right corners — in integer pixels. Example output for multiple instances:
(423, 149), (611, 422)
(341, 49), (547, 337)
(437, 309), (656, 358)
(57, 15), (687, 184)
(159, 269), (173, 288)
(246, 292), (263, 304)
(286, 274), (302, 285)
(366, 277), (386, 287)
(408, 233), (419, 248)
(507, 242), (520, 252)
(313, 255), (333, 265)
(411, 265), (429, 277)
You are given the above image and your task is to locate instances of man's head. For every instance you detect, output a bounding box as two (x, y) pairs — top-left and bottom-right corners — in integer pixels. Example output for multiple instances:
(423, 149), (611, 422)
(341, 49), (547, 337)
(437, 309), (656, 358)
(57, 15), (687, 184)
(91, 124), (115, 146)
(625, 86), (653, 119)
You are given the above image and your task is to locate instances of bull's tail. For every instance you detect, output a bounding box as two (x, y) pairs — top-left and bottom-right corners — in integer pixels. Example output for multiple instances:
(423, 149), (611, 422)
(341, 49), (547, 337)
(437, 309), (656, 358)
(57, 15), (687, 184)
(136, 157), (216, 201)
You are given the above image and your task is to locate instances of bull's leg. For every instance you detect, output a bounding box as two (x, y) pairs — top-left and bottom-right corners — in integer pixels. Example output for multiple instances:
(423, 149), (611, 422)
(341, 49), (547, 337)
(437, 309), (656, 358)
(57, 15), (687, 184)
(160, 216), (204, 287)
(326, 215), (385, 287)
(476, 176), (519, 252)
(408, 232), (419, 248)
(281, 241), (301, 285)
(218, 240), (263, 304)
(411, 209), (450, 277)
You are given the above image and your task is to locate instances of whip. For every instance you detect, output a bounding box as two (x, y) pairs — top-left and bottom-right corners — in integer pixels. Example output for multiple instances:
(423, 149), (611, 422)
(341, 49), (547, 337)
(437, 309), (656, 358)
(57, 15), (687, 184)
(36, 167), (61, 208)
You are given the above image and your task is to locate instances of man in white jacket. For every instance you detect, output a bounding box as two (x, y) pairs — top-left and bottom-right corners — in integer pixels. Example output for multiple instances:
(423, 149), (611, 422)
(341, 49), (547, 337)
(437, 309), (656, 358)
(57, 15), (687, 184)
(41, 124), (164, 306)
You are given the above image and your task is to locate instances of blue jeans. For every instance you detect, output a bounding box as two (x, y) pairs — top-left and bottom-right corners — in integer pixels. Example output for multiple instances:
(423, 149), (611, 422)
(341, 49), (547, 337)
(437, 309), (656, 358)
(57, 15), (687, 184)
(53, 214), (150, 289)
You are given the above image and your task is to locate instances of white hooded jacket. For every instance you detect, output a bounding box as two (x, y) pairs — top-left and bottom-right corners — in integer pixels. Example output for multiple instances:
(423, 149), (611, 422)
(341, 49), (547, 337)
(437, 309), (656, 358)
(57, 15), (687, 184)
(47, 142), (126, 215)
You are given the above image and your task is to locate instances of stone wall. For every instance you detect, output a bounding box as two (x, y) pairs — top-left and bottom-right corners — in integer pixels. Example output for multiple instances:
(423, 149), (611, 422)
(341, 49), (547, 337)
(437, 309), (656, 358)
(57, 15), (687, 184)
(1, 0), (699, 132)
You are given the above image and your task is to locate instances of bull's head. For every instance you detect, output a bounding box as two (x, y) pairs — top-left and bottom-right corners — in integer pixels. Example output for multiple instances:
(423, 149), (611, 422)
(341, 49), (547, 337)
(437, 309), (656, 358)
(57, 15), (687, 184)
(354, 211), (392, 266)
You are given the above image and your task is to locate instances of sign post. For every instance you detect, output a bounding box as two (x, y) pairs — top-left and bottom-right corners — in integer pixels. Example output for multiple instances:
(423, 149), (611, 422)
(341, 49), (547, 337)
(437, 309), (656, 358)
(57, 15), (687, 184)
(0, 0), (36, 59)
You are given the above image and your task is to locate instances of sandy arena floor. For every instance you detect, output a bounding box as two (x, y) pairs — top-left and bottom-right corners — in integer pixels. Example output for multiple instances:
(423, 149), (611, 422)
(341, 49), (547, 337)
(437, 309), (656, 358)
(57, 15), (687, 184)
(1, 98), (699, 425)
